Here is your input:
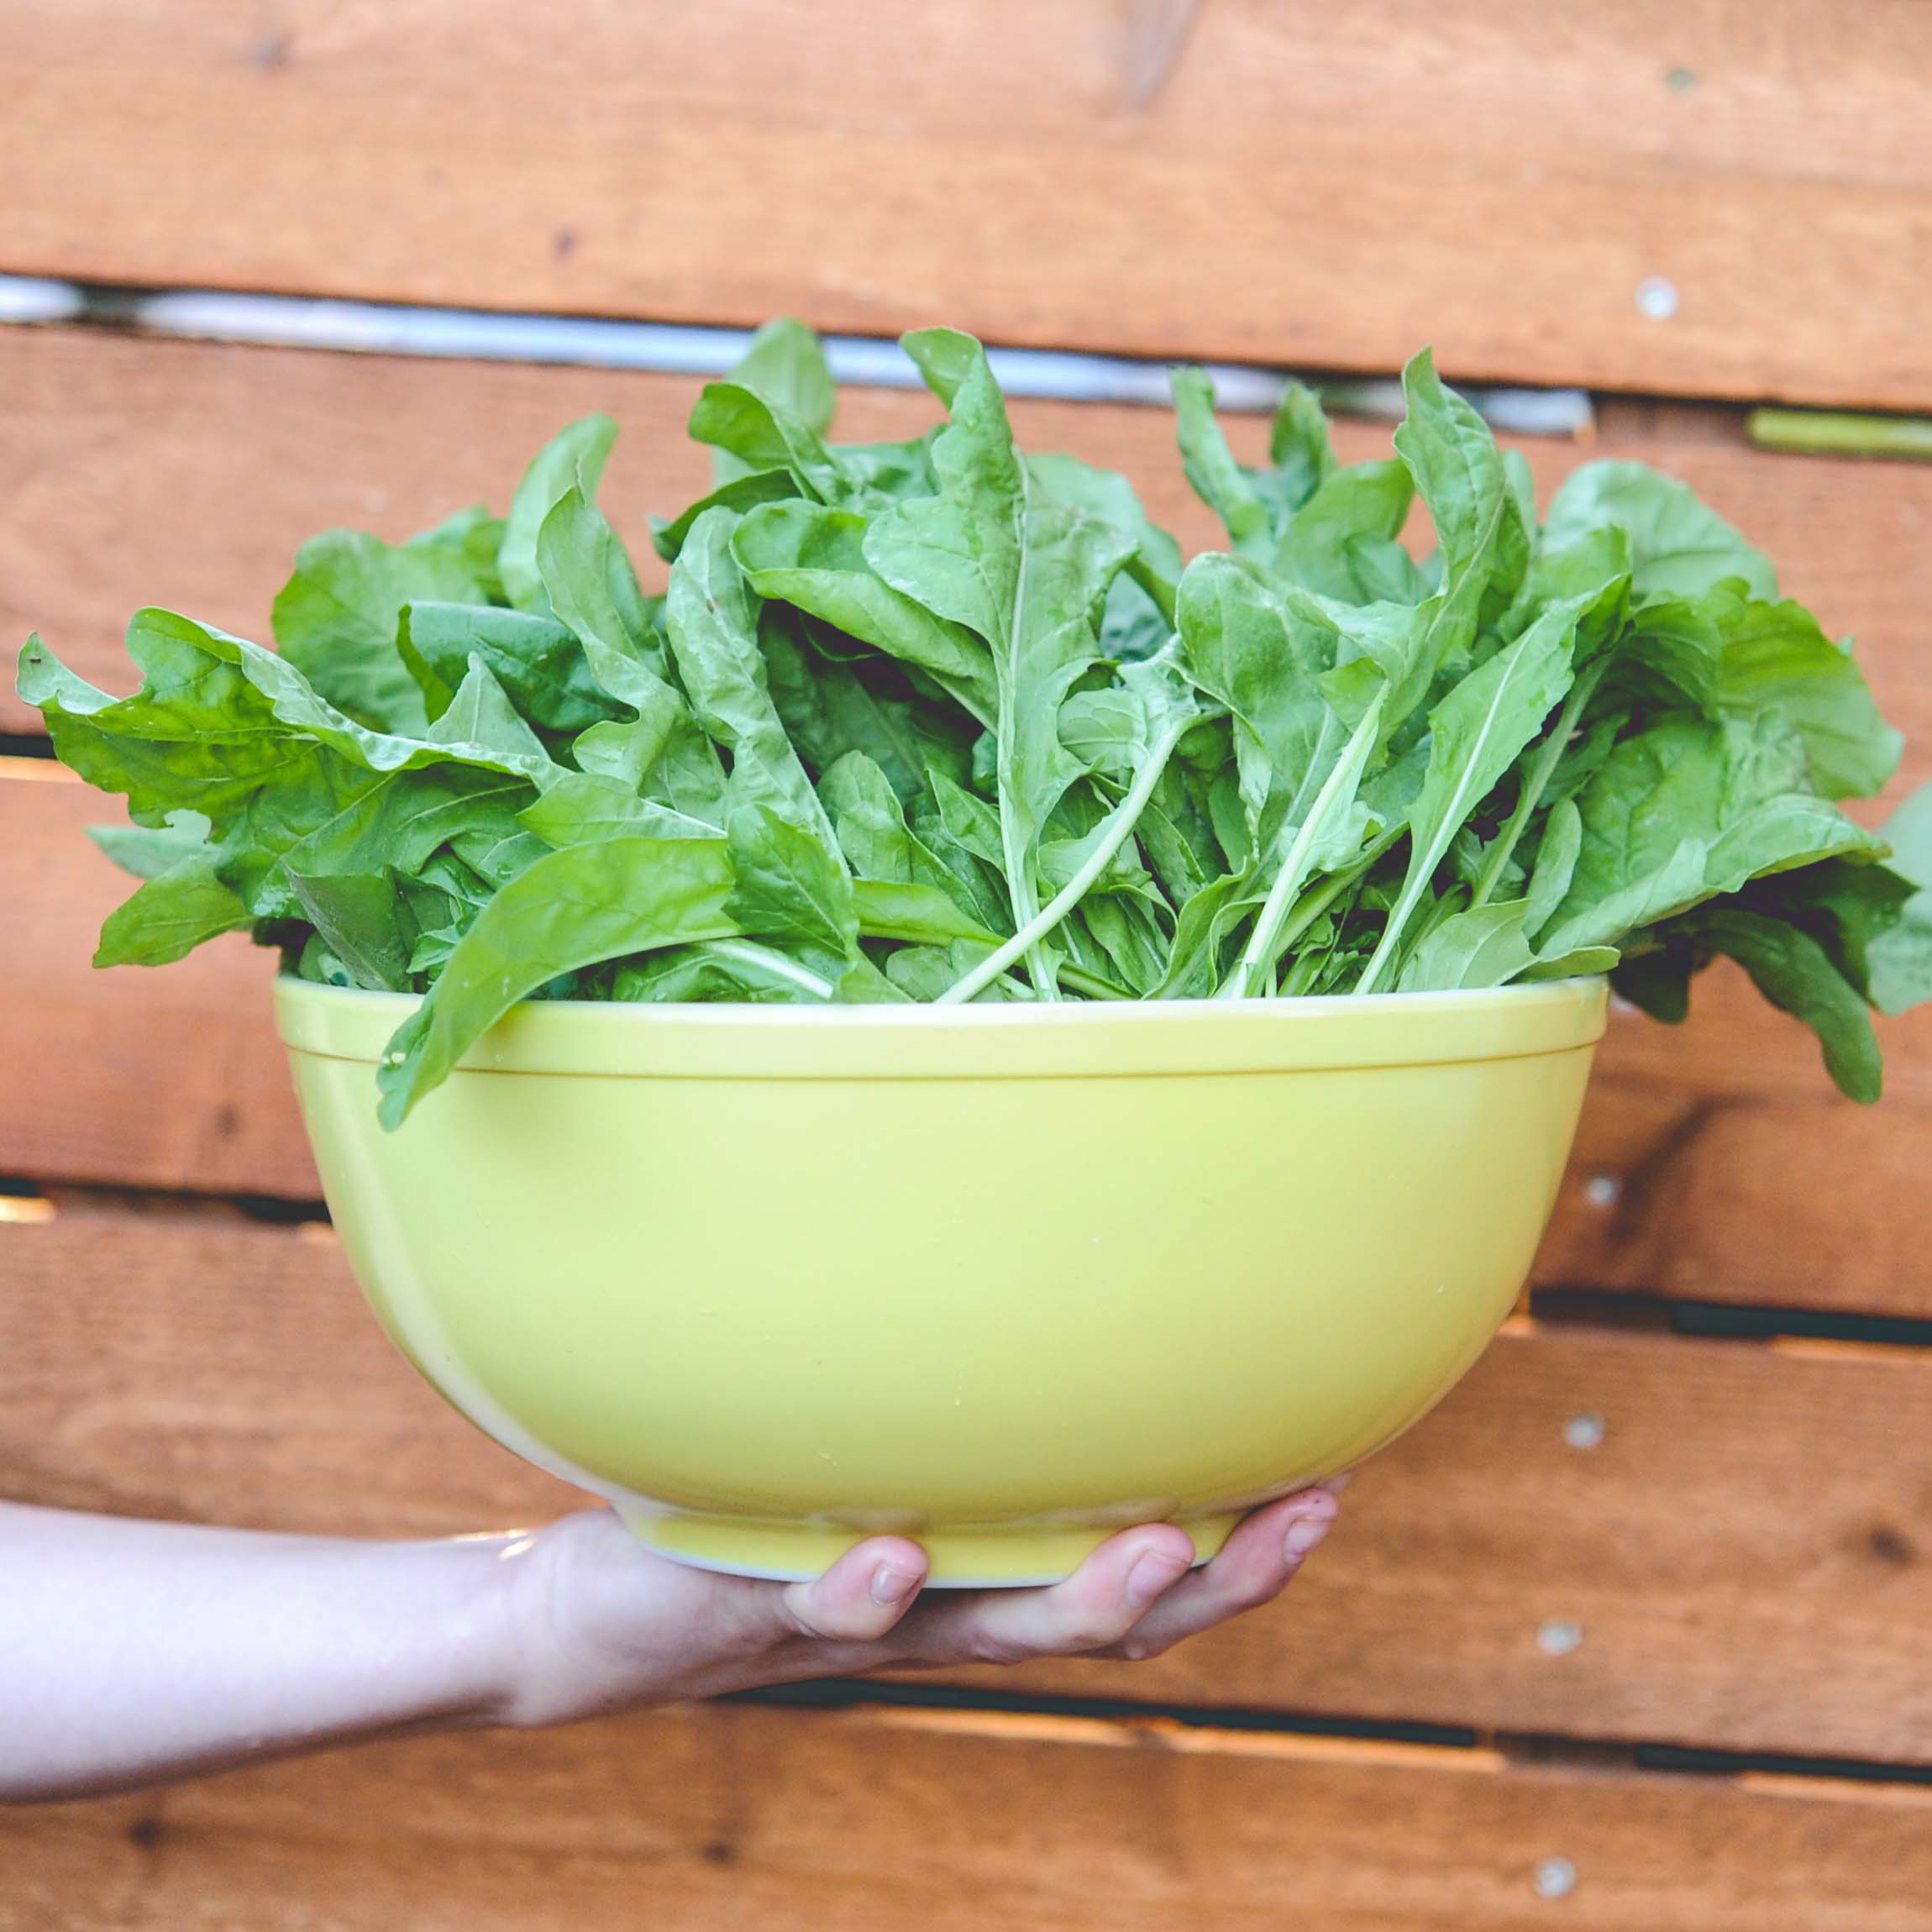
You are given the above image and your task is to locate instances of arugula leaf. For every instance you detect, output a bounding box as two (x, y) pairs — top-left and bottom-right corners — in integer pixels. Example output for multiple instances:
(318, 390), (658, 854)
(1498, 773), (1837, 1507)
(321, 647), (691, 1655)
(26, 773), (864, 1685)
(24, 318), (1932, 1123)
(725, 803), (857, 958)
(717, 319), (836, 445)
(376, 837), (739, 1126)
(273, 528), (490, 733)
(1693, 908), (1883, 1102)
(94, 850), (252, 967)
(1393, 349), (1531, 670)
(1357, 607), (1575, 990)
(667, 508), (843, 851)
(865, 328), (1135, 996)
(1544, 460), (1777, 601)
(1540, 713), (1884, 959)
(1172, 370), (1335, 558)
(499, 415), (618, 615)
(732, 501), (995, 717)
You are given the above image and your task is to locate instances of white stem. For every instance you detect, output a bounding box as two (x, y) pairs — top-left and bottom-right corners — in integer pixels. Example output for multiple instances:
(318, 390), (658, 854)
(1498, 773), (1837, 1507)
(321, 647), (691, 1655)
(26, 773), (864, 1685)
(1223, 691), (1386, 1000)
(938, 721), (1189, 1006)
(702, 939), (836, 1000)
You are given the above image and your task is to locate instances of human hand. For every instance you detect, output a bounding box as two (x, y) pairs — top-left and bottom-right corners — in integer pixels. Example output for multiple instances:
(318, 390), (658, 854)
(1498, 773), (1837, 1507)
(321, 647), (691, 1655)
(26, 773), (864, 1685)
(486, 1488), (1341, 1727)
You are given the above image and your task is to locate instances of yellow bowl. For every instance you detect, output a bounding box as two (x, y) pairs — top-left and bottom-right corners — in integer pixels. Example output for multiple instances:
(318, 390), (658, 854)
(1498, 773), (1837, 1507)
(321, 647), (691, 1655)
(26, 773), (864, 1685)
(276, 976), (1606, 1585)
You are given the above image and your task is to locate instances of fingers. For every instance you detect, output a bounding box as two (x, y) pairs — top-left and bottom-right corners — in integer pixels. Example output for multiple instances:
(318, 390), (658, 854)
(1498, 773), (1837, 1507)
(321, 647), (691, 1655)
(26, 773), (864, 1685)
(1089, 1488), (1338, 1660)
(774, 1536), (931, 1645)
(894, 1523), (1198, 1667)
(748, 1483), (1340, 1679)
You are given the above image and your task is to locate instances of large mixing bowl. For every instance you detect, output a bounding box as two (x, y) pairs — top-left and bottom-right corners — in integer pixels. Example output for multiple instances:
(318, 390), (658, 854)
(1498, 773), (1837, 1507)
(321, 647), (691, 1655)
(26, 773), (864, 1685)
(276, 977), (1606, 1585)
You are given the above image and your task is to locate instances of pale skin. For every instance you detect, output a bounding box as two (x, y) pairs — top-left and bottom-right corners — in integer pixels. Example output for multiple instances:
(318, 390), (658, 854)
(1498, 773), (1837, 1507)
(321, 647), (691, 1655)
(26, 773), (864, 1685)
(1, 1488), (1341, 1803)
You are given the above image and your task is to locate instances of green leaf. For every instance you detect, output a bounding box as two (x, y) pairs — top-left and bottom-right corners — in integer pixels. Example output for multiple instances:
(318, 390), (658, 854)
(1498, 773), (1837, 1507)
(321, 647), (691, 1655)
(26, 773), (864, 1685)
(377, 837), (739, 1125)
(690, 381), (850, 504)
(613, 937), (837, 1004)
(93, 851), (251, 967)
(1176, 554), (1346, 853)
(760, 618), (974, 801)
(1274, 460), (1415, 604)
(1393, 349), (1531, 668)
(1026, 450), (1184, 624)
(724, 803), (857, 956)
(1524, 796), (1582, 941)
(281, 763), (534, 884)
(1171, 368), (1270, 556)
(722, 318), (836, 441)
(1359, 606), (1576, 990)
(272, 529), (489, 734)
(650, 470), (801, 563)
(87, 811), (213, 881)
(427, 658), (553, 766)
(732, 501), (995, 717)
(1397, 898), (1535, 992)
(864, 328), (1135, 993)
(1865, 785), (1932, 1016)
(667, 508), (842, 849)
(1541, 713), (1885, 958)
(1170, 371), (1336, 560)
(401, 600), (622, 735)
(1544, 460), (1777, 601)
(817, 749), (914, 879)
(853, 879), (1002, 948)
(1704, 587), (1901, 801)
(285, 870), (417, 991)
(499, 415), (618, 615)
(533, 486), (674, 706)
(518, 773), (716, 848)
(1693, 908), (1883, 1103)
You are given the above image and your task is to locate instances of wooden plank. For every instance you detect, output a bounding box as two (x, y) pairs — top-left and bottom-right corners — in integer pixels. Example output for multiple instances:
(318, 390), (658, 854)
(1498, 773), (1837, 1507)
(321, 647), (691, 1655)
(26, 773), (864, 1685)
(6, 326), (1932, 1304)
(10, 753), (1932, 1315)
(7, 328), (1932, 796)
(8, 1702), (1932, 1932)
(10, 1208), (1932, 1762)
(0, 762), (313, 1200)
(4, 3), (1932, 407)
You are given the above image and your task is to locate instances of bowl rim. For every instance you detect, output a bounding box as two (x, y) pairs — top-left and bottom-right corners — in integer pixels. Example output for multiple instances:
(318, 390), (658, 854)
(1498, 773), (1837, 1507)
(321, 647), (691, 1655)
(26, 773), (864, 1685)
(276, 974), (1610, 1082)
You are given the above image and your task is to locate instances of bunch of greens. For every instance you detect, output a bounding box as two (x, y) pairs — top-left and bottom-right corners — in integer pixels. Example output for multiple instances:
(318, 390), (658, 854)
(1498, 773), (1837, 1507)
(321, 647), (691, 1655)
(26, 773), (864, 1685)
(19, 322), (1932, 1126)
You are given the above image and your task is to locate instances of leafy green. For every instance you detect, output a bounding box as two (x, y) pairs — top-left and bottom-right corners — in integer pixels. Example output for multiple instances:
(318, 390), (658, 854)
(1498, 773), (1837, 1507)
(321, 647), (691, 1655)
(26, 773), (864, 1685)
(25, 318), (1932, 1121)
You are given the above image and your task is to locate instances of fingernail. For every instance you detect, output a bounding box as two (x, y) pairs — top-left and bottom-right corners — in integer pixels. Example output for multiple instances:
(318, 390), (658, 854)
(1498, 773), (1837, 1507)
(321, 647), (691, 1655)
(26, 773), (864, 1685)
(871, 1563), (922, 1607)
(1125, 1548), (1191, 1609)
(1321, 1471), (1353, 1494)
(1284, 1510), (1334, 1562)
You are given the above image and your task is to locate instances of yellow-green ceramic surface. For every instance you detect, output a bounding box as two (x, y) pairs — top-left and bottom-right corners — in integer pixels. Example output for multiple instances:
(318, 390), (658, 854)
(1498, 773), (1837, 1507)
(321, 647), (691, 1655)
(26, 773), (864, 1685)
(276, 979), (1606, 1585)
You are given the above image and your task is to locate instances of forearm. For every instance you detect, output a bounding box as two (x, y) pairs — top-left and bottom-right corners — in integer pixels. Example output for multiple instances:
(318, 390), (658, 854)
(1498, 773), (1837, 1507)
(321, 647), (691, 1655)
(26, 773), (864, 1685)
(0, 1502), (518, 1803)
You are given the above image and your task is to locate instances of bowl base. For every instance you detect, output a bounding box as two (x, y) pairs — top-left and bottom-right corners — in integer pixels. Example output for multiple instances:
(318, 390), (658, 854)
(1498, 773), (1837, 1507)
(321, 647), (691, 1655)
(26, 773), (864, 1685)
(614, 1504), (1242, 1588)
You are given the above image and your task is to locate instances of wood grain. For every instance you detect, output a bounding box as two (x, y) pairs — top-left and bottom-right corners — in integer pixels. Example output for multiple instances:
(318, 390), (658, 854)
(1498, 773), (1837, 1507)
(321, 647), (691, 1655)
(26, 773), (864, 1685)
(8, 751), (1932, 1315)
(7, 328), (1931, 802)
(6, 325), (1932, 1304)
(0, 763), (312, 1200)
(11, 1206), (1932, 1762)
(9, 1701), (1932, 1932)
(4, 3), (1932, 405)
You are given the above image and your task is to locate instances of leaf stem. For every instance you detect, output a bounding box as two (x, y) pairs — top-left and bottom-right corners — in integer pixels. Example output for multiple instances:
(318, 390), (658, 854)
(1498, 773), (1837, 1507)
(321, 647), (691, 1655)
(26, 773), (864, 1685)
(700, 938), (836, 1000)
(1223, 691), (1385, 1000)
(1058, 963), (1136, 1001)
(1468, 658), (1605, 912)
(994, 465), (1063, 1000)
(939, 721), (1189, 1005)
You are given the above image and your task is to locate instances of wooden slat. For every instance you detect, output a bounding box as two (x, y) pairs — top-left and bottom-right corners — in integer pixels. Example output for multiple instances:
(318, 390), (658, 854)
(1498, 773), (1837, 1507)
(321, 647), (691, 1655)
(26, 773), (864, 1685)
(5, 326), (1932, 1305)
(11, 1207), (1932, 1763)
(5, 3), (1932, 407)
(9, 1702), (1932, 1932)
(10, 753), (1932, 1314)
(0, 764), (312, 1200)
(7, 328), (1932, 793)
